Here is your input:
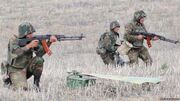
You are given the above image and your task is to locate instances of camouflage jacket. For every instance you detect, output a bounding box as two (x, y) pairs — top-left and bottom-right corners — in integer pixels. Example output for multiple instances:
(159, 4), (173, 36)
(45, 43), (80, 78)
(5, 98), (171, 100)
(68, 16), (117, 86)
(124, 20), (147, 48)
(7, 35), (50, 69)
(97, 31), (119, 54)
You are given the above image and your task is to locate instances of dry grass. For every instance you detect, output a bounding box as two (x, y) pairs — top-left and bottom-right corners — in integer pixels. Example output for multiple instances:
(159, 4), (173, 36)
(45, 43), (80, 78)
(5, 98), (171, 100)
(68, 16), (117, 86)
(0, 0), (180, 101)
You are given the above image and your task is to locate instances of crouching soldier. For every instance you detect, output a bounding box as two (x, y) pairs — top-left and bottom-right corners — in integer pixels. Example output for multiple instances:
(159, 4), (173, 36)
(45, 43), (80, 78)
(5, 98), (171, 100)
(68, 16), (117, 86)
(96, 21), (125, 66)
(1, 22), (57, 91)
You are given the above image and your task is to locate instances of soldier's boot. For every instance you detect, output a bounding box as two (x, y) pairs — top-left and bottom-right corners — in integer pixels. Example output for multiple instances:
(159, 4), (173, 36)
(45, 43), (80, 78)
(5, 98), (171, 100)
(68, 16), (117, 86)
(1, 62), (12, 86)
(33, 68), (42, 91)
(144, 59), (152, 67)
(114, 53), (125, 66)
(3, 77), (12, 86)
(30, 59), (43, 92)
(116, 57), (125, 66)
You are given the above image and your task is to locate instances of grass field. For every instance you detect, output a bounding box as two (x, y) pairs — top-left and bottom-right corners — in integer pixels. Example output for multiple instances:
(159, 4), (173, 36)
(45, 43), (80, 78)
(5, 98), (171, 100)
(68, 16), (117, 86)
(0, 0), (180, 101)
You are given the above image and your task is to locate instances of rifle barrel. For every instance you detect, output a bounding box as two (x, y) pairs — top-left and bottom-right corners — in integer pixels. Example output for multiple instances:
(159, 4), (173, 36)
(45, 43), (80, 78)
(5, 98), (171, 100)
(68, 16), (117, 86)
(18, 34), (85, 46)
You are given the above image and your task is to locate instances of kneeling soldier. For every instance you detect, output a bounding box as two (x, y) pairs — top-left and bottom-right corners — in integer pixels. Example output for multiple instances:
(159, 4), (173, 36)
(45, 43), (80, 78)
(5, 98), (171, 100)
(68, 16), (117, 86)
(1, 22), (57, 91)
(96, 21), (125, 66)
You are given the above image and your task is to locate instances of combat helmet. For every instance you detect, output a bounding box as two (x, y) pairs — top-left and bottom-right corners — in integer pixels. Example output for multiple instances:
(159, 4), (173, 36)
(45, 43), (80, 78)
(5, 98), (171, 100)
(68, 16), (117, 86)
(18, 22), (35, 38)
(110, 21), (120, 30)
(134, 10), (146, 21)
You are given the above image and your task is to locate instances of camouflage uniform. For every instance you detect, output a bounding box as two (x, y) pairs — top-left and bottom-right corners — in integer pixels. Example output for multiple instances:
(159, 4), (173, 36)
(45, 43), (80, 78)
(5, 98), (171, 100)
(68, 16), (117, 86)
(1, 22), (51, 90)
(96, 21), (124, 66)
(124, 10), (152, 65)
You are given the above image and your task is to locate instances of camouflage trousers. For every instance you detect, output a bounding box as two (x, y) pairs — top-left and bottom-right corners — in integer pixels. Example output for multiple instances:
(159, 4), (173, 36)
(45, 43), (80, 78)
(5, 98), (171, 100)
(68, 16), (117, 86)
(127, 46), (152, 66)
(1, 56), (44, 90)
(100, 52), (124, 66)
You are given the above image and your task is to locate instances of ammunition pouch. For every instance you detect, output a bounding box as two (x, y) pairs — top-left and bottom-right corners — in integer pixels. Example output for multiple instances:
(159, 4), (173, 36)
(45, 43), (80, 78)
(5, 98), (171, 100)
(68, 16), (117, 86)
(117, 41), (133, 55)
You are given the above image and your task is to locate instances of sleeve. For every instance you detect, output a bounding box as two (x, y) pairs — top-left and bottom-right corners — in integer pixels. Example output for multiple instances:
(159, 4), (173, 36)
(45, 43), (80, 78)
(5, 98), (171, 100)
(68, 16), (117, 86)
(124, 23), (138, 42)
(10, 38), (29, 57)
(103, 34), (117, 52)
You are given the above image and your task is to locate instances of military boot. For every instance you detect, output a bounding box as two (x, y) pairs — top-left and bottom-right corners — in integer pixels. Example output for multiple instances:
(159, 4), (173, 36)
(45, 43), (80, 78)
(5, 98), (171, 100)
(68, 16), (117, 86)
(32, 64), (43, 92)
(27, 56), (44, 91)
(1, 62), (12, 86)
(114, 53), (125, 66)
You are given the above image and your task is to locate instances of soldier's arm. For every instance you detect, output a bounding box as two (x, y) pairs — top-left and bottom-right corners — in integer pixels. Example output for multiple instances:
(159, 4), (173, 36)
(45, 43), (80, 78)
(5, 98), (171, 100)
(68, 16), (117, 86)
(124, 23), (138, 42)
(35, 35), (57, 56)
(10, 39), (30, 57)
(103, 34), (117, 52)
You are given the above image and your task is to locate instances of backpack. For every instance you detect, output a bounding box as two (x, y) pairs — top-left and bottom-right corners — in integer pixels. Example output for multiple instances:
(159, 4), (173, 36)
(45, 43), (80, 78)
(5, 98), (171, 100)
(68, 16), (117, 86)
(96, 32), (108, 55)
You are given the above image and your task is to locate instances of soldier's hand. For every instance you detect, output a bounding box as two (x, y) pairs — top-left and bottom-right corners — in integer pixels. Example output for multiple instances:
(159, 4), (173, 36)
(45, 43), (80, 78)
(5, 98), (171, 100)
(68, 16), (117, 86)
(137, 35), (144, 40)
(26, 40), (39, 49)
(153, 36), (159, 41)
(50, 35), (57, 43)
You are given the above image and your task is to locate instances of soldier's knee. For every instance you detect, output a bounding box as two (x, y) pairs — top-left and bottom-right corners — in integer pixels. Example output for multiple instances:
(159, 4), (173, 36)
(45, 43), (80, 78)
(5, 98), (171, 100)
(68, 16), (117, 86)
(9, 71), (28, 91)
(33, 57), (44, 65)
(128, 55), (138, 63)
(130, 59), (137, 64)
(128, 53), (138, 63)
(28, 57), (44, 74)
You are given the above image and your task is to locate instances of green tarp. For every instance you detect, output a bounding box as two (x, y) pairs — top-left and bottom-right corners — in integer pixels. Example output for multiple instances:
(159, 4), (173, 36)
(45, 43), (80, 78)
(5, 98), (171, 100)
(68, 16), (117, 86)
(83, 73), (163, 84)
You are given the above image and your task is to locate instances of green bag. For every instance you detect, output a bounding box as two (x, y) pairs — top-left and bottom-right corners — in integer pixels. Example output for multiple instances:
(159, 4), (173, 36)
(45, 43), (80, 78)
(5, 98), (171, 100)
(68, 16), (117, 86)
(66, 70), (96, 89)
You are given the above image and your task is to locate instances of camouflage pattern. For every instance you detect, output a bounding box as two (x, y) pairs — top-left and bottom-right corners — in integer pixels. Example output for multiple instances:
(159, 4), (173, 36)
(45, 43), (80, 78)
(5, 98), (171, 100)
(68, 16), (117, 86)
(1, 22), (48, 90)
(7, 35), (46, 69)
(97, 21), (124, 66)
(9, 56), (44, 90)
(18, 22), (35, 38)
(123, 10), (152, 65)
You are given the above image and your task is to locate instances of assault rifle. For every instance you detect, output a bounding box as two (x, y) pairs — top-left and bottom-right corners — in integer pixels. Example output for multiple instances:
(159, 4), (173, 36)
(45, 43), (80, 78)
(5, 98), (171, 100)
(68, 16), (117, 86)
(17, 34), (85, 55)
(132, 32), (180, 48)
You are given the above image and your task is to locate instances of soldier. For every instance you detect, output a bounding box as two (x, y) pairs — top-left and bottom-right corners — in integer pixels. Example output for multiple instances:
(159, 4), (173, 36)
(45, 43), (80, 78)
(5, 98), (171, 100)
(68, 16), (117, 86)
(124, 10), (158, 66)
(1, 22), (57, 91)
(96, 21), (125, 66)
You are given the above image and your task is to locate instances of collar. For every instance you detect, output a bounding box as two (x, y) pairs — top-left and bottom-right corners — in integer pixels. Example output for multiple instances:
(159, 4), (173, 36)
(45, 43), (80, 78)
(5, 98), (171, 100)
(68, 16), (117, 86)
(110, 30), (119, 37)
